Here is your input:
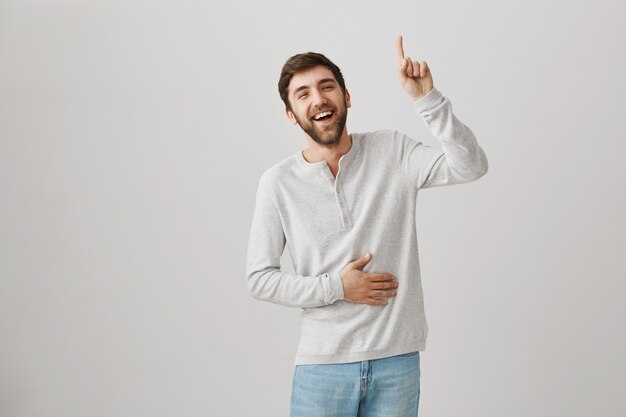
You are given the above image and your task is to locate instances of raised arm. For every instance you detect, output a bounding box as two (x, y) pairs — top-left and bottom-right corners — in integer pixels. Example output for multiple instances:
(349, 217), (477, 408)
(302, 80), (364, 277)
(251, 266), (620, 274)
(395, 35), (488, 189)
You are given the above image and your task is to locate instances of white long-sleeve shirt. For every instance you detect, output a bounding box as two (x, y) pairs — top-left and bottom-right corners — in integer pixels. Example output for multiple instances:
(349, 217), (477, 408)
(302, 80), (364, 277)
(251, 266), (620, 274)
(246, 87), (488, 365)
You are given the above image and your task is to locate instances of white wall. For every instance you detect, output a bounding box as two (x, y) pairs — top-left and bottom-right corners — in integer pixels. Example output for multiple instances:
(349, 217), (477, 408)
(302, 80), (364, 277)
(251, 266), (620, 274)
(1, 0), (624, 416)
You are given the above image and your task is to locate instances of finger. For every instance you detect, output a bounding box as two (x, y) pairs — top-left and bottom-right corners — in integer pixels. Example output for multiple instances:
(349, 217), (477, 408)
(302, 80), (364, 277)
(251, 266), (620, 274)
(398, 58), (408, 81)
(398, 58), (407, 71)
(371, 280), (397, 290)
(370, 290), (396, 298)
(412, 60), (421, 78)
(373, 281), (397, 290)
(405, 57), (414, 79)
(351, 252), (372, 268)
(368, 273), (396, 282)
(420, 61), (429, 77)
(368, 298), (387, 305)
(395, 35), (405, 64)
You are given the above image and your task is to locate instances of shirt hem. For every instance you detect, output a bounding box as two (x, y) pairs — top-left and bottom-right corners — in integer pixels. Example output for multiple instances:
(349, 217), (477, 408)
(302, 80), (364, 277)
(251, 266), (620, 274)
(294, 341), (427, 365)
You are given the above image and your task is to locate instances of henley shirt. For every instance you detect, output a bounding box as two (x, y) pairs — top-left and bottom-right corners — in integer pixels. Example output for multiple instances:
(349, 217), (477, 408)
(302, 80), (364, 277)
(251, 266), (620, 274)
(246, 87), (489, 365)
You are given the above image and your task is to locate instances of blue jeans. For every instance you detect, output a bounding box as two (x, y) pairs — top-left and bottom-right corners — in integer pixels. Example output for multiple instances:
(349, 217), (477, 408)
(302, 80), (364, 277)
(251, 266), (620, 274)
(290, 351), (420, 417)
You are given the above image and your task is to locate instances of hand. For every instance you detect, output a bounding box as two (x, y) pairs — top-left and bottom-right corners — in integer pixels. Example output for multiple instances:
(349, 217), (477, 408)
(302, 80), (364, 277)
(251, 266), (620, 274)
(396, 35), (434, 101)
(339, 252), (398, 306)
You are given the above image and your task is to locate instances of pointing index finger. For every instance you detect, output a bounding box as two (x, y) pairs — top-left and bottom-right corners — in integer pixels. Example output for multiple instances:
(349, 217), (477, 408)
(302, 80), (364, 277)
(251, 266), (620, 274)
(395, 35), (405, 63)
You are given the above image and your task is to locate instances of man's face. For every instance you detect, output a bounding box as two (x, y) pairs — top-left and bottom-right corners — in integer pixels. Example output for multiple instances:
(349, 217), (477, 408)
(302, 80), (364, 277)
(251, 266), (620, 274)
(285, 65), (351, 147)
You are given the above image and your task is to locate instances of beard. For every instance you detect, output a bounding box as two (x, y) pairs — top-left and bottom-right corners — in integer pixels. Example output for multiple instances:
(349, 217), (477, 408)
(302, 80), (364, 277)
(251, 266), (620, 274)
(294, 100), (348, 147)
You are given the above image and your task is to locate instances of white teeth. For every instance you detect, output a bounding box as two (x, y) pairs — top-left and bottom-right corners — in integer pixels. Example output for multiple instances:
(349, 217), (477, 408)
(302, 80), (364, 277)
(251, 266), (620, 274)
(313, 111), (333, 120)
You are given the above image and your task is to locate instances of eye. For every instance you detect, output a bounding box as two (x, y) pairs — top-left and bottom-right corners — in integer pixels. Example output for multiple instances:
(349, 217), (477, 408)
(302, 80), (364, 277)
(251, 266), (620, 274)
(323, 85), (333, 90)
(298, 93), (308, 99)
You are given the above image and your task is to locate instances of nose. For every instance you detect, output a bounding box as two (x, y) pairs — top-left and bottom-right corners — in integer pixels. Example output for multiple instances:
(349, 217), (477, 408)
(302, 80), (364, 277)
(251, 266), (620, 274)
(310, 88), (328, 108)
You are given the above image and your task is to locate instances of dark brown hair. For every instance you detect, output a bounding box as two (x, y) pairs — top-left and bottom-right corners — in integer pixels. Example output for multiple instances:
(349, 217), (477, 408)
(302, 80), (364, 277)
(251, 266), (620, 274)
(278, 52), (346, 111)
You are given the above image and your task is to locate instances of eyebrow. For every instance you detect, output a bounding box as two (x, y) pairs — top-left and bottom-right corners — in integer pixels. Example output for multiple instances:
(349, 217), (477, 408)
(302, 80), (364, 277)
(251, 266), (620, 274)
(291, 78), (337, 98)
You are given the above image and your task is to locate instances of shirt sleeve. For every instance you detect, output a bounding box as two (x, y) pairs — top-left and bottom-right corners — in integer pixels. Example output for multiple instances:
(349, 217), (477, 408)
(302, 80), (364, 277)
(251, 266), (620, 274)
(245, 173), (345, 308)
(396, 87), (489, 189)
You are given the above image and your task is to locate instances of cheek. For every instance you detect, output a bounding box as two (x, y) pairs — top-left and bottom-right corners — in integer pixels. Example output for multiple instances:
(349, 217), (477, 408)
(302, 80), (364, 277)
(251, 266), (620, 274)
(299, 111), (309, 122)
(291, 110), (305, 122)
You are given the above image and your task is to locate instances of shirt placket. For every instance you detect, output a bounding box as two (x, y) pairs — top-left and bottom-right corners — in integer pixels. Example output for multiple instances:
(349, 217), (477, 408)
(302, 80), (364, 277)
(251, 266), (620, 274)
(320, 160), (351, 229)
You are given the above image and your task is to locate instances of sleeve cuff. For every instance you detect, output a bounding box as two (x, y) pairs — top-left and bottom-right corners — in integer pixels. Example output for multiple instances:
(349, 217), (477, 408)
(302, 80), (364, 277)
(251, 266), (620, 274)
(324, 271), (345, 305)
(412, 87), (444, 115)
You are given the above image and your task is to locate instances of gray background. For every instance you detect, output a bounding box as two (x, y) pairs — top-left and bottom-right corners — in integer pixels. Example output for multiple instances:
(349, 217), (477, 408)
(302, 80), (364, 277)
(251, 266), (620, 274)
(1, 0), (624, 416)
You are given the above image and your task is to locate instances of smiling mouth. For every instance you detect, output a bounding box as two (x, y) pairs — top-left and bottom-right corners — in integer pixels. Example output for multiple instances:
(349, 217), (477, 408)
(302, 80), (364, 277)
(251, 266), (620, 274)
(312, 111), (335, 124)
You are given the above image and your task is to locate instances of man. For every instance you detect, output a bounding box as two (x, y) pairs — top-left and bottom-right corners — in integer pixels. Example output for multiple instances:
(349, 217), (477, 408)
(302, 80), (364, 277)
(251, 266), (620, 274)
(246, 35), (488, 417)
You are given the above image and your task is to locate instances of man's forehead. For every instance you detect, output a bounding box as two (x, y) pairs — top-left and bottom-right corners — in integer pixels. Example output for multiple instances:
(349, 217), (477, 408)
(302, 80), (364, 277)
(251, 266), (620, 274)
(288, 66), (337, 91)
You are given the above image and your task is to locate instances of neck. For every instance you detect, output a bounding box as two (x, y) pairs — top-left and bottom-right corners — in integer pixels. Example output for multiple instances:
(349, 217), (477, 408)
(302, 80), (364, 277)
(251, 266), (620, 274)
(301, 129), (352, 164)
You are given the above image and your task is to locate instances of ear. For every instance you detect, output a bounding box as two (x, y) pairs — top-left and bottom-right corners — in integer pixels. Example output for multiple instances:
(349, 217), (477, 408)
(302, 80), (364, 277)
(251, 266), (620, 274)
(285, 107), (298, 124)
(345, 88), (351, 108)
